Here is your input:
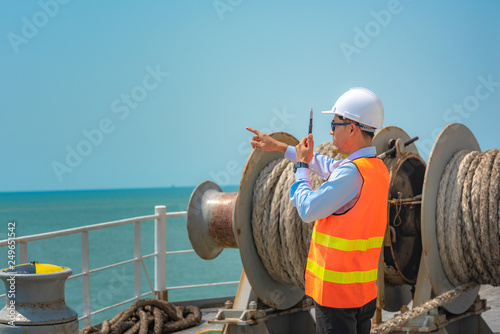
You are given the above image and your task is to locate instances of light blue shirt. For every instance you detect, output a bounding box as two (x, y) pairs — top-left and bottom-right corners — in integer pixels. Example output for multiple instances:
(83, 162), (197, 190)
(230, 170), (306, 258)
(286, 146), (377, 223)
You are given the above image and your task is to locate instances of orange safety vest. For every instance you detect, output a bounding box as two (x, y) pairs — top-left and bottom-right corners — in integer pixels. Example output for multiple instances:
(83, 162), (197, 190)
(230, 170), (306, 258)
(304, 157), (389, 309)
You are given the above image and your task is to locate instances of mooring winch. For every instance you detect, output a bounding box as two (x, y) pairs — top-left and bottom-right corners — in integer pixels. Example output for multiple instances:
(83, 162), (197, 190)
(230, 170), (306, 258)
(186, 123), (496, 334)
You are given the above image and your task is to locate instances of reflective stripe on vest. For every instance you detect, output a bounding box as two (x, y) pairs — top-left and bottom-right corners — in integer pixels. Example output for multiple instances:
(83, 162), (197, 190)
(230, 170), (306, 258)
(311, 229), (384, 252)
(304, 157), (389, 309)
(306, 258), (378, 284)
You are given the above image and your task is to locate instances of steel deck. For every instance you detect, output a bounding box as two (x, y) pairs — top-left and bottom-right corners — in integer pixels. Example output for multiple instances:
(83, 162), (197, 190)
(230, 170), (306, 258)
(175, 285), (500, 333)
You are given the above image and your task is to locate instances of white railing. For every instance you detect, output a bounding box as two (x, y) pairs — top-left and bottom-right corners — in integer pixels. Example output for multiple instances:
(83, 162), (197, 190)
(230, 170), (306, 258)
(0, 205), (239, 328)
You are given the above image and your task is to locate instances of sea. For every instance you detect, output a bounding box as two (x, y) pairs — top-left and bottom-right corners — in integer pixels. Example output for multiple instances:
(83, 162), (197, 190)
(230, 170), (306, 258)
(0, 186), (242, 328)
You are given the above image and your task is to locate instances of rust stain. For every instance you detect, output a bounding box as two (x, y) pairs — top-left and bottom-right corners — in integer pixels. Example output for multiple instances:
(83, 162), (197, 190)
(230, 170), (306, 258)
(207, 192), (238, 248)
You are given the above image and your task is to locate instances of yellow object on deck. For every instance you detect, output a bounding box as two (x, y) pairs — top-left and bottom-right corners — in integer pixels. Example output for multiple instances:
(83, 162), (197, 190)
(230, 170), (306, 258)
(2, 261), (66, 274)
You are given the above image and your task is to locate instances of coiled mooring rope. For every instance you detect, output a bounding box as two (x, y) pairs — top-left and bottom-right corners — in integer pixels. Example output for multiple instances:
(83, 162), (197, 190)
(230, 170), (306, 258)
(437, 148), (500, 287)
(250, 142), (499, 333)
(370, 282), (477, 334)
(371, 148), (500, 334)
(79, 298), (202, 334)
(251, 142), (344, 288)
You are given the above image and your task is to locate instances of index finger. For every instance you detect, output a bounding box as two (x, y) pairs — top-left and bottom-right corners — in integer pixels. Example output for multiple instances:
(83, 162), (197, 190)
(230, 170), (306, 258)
(246, 126), (262, 135)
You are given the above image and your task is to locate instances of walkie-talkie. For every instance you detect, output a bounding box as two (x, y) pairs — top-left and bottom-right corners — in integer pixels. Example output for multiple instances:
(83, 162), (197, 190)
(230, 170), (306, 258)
(309, 108), (313, 134)
(304, 108), (313, 148)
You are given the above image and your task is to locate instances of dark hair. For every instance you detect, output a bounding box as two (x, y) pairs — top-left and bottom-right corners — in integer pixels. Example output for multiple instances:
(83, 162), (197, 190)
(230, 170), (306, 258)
(362, 130), (375, 139)
(338, 116), (375, 139)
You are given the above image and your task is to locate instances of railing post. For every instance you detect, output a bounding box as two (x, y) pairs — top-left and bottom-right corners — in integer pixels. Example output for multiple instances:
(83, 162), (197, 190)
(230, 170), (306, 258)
(18, 241), (28, 264)
(81, 231), (91, 327)
(154, 206), (167, 301)
(134, 221), (142, 300)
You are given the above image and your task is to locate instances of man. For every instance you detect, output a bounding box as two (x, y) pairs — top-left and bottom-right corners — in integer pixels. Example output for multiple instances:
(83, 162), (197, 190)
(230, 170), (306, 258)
(246, 87), (390, 334)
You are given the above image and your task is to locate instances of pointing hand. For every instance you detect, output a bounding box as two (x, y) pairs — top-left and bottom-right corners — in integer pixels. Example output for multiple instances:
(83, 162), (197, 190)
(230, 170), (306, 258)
(246, 127), (288, 153)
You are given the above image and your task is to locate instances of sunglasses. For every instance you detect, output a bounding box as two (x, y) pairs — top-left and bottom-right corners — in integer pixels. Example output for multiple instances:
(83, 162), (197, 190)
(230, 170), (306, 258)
(331, 121), (352, 132)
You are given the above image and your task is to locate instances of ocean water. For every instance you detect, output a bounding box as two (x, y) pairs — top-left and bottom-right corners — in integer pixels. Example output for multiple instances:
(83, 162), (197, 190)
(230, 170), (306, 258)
(0, 186), (242, 328)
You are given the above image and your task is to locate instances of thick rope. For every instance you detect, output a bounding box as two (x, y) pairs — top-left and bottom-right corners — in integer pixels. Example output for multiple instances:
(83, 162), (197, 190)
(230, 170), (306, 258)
(371, 148), (500, 333)
(250, 142), (500, 334)
(79, 298), (201, 334)
(251, 142), (344, 288)
(437, 149), (500, 286)
(370, 282), (477, 334)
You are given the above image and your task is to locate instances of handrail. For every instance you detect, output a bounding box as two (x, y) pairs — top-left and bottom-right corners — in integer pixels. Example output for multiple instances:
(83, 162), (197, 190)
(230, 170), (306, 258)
(168, 281), (240, 291)
(0, 211), (186, 247)
(0, 206), (238, 328)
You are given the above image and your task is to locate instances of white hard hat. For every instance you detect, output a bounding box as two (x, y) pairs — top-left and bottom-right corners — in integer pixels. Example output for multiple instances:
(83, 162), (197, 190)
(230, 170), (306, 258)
(322, 87), (384, 131)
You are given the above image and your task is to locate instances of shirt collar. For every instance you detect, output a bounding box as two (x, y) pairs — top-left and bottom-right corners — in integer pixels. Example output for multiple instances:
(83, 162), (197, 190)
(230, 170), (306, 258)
(340, 146), (377, 165)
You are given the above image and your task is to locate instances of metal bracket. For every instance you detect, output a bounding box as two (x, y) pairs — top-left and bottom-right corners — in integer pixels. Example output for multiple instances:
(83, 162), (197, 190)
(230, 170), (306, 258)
(211, 307), (267, 326)
(209, 298), (316, 334)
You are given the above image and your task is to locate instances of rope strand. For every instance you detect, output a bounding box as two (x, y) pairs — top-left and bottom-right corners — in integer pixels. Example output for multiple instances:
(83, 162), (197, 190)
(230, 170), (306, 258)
(437, 149), (500, 286)
(370, 282), (477, 334)
(250, 143), (500, 333)
(251, 142), (344, 287)
(79, 299), (201, 334)
(374, 148), (500, 333)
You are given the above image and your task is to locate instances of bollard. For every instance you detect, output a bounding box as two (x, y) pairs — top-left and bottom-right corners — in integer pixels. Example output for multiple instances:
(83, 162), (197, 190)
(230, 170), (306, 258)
(0, 261), (78, 333)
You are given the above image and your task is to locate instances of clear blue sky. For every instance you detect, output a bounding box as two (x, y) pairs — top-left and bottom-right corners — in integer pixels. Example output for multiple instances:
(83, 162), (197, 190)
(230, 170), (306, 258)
(1, 1), (499, 192)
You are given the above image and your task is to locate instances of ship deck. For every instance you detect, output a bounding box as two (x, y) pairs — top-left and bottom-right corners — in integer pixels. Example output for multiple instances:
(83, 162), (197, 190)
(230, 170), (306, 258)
(179, 307), (223, 334)
(173, 285), (500, 334)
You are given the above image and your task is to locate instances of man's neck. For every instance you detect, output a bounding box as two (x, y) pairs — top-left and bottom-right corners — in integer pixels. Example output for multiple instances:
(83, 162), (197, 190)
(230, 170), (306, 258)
(344, 141), (372, 157)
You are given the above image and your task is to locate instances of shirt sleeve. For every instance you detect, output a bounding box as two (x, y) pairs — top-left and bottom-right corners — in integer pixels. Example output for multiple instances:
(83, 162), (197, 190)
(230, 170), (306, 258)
(290, 162), (362, 223)
(284, 146), (341, 180)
